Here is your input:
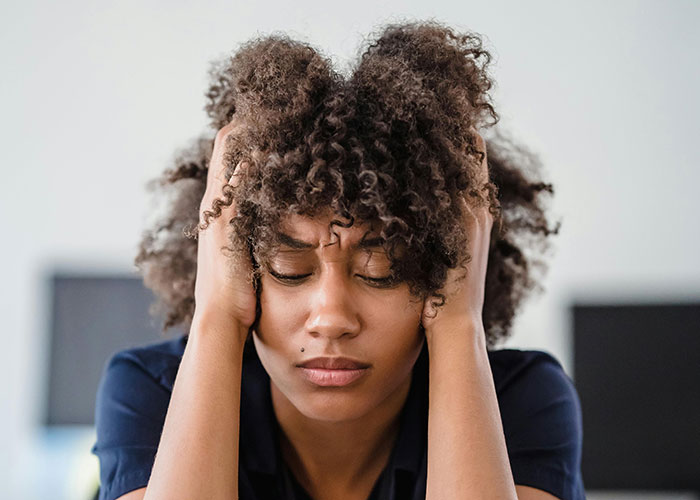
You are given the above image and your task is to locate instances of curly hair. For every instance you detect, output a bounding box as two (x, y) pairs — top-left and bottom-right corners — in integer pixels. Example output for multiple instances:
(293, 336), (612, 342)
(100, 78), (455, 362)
(134, 20), (561, 350)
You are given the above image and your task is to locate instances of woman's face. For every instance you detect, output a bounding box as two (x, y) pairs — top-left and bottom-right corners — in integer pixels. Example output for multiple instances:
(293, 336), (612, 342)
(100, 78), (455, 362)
(252, 210), (425, 423)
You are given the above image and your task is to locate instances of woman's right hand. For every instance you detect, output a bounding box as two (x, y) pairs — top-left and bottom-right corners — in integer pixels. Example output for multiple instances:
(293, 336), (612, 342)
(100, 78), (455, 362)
(192, 120), (257, 340)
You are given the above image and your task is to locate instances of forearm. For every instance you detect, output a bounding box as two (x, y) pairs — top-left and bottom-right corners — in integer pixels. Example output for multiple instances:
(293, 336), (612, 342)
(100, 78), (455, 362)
(144, 317), (247, 500)
(425, 320), (517, 500)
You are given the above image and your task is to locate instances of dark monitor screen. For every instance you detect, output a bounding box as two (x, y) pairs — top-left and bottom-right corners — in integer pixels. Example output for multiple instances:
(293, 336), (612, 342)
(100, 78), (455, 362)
(44, 273), (181, 426)
(573, 302), (700, 491)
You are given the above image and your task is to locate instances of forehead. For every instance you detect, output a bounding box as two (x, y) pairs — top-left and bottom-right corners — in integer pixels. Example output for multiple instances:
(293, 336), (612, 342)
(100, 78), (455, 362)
(277, 211), (381, 250)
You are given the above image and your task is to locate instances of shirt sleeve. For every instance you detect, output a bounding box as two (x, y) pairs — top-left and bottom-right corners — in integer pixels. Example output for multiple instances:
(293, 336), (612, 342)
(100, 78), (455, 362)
(91, 349), (173, 500)
(500, 351), (586, 500)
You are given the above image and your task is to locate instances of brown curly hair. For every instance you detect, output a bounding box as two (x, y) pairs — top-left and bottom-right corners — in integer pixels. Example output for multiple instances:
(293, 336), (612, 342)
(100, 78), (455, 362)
(134, 20), (561, 350)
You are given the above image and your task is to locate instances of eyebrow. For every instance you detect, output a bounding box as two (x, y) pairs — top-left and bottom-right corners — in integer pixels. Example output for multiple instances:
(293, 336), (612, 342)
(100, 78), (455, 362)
(277, 232), (386, 250)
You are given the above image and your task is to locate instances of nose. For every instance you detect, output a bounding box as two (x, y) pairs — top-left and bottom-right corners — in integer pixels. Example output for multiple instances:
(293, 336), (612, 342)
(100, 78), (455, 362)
(304, 265), (361, 339)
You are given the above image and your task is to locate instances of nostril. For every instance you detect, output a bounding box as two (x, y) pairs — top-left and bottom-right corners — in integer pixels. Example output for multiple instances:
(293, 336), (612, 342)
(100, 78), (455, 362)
(304, 311), (361, 339)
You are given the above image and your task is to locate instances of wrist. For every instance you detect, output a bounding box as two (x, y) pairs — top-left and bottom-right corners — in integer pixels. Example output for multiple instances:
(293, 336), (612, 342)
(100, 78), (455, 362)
(191, 309), (250, 347)
(424, 315), (486, 352)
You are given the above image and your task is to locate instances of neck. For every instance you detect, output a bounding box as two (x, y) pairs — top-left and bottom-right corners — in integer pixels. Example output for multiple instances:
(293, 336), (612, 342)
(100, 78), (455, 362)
(271, 374), (412, 496)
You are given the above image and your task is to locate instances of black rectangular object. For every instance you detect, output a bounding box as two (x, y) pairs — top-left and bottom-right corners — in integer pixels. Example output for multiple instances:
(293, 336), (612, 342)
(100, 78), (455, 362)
(573, 303), (700, 491)
(45, 273), (178, 426)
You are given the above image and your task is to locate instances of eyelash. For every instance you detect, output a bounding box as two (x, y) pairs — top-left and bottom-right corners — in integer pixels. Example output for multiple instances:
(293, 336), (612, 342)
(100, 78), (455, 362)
(268, 270), (398, 288)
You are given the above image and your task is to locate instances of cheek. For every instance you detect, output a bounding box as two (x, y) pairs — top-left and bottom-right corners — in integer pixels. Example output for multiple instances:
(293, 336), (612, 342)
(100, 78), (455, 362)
(364, 292), (423, 333)
(252, 283), (303, 392)
(256, 277), (306, 345)
(358, 294), (424, 363)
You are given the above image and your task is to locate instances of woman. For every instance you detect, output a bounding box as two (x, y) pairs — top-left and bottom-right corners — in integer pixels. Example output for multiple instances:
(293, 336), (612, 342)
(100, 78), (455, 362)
(92, 20), (585, 500)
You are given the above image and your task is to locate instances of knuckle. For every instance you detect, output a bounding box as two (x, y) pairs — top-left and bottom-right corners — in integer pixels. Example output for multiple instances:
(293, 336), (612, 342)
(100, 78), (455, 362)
(215, 128), (227, 143)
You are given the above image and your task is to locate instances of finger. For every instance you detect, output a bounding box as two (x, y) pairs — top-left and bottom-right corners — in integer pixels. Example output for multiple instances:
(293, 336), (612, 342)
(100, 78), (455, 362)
(199, 159), (247, 227)
(476, 139), (489, 188)
(459, 197), (478, 243)
(216, 160), (250, 225)
(228, 160), (249, 187)
(460, 193), (493, 242)
(468, 128), (489, 187)
(208, 120), (244, 189)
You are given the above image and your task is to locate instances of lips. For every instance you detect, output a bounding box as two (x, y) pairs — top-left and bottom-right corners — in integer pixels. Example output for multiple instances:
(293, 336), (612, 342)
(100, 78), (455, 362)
(300, 367), (368, 386)
(298, 357), (370, 370)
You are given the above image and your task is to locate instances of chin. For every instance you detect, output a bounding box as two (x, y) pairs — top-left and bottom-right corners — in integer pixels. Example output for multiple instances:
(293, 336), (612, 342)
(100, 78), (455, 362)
(289, 389), (375, 423)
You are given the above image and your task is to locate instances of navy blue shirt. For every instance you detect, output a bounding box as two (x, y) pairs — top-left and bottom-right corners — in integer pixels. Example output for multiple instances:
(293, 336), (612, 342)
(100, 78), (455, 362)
(92, 334), (586, 500)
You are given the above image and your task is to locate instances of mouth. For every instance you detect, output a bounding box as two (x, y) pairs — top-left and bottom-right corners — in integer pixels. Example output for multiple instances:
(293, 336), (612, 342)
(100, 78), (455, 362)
(298, 367), (369, 387)
(296, 356), (371, 387)
(297, 356), (371, 370)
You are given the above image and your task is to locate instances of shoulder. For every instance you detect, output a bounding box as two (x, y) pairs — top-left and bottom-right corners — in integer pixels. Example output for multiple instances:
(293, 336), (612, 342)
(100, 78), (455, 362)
(92, 335), (269, 500)
(487, 347), (581, 436)
(487, 348), (586, 500)
(92, 335), (188, 500)
(93, 335), (188, 448)
(93, 334), (264, 438)
(101, 334), (188, 390)
(488, 348), (571, 387)
(488, 349), (578, 409)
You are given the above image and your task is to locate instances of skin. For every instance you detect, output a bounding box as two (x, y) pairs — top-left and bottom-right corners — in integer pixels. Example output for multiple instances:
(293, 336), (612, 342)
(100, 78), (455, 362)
(247, 133), (558, 500)
(418, 133), (558, 500)
(252, 211), (425, 499)
(119, 123), (561, 500)
(141, 121), (254, 500)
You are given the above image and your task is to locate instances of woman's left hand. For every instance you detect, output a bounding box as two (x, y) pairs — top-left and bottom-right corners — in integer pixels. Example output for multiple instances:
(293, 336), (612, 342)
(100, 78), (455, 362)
(421, 132), (493, 344)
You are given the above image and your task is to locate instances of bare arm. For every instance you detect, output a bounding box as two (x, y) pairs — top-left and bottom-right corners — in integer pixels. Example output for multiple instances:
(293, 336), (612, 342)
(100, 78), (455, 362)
(142, 318), (248, 500)
(424, 320), (517, 500)
(422, 132), (517, 499)
(425, 322), (559, 499)
(135, 121), (256, 500)
(421, 142), (560, 499)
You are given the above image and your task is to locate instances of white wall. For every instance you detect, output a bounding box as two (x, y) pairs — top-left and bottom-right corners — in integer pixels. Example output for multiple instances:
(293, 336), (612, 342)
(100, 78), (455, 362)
(1, 1), (698, 498)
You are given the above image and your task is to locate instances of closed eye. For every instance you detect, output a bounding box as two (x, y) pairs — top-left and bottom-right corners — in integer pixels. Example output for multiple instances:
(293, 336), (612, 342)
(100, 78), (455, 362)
(361, 275), (396, 287)
(267, 269), (398, 288)
(268, 270), (311, 282)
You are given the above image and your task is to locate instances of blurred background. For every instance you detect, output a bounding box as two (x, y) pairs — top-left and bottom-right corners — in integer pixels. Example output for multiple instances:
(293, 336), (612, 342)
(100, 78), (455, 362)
(1, 0), (698, 499)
